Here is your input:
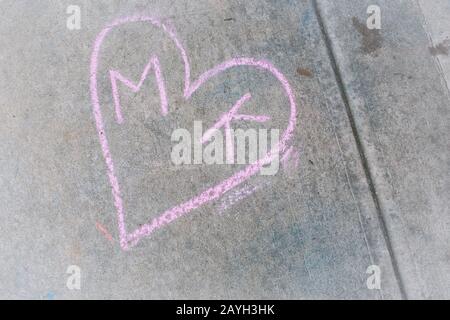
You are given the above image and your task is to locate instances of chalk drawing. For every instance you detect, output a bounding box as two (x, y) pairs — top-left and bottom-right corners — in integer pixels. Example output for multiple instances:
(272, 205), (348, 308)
(281, 146), (300, 174)
(217, 181), (269, 214)
(217, 147), (299, 214)
(95, 221), (114, 243)
(90, 15), (298, 250)
(45, 292), (56, 300)
(201, 92), (270, 163)
(110, 55), (168, 123)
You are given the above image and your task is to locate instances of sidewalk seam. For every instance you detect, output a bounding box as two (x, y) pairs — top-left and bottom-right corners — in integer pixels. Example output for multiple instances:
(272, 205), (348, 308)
(311, 0), (408, 300)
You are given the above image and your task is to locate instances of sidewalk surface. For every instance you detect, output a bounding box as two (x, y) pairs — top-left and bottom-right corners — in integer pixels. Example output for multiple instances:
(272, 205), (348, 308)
(0, 0), (449, 299)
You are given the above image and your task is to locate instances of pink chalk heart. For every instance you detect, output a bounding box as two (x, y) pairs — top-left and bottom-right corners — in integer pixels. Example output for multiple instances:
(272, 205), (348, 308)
(90, 15), (298, 250)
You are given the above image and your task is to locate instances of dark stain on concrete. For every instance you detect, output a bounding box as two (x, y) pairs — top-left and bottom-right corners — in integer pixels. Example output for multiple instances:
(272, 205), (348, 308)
(297, 67), (314, 78)
(352, 17), (383, 56)
(393, 72), (413, 80)
(429, 40), (449, 56)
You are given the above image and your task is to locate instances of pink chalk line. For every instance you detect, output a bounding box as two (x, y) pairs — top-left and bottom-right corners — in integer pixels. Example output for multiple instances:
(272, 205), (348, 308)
(281, 146), (300, 173)
(201, 92), (270, 163)
(218, 181), (269, 214)
(110, 55), (168, 123)
(90, 15), (298, 250)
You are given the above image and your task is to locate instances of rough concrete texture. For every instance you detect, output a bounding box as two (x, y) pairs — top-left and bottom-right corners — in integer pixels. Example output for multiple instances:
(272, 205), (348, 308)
(316, 0), (450, 298)
(0, 0), (448, 299)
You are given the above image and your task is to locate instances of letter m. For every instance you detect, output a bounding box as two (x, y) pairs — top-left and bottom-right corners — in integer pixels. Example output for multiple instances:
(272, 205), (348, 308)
(109, 55), (168, 124)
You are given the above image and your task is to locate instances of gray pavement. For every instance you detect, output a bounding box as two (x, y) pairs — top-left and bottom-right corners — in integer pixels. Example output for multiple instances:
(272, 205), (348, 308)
(0, 0), (448, 299)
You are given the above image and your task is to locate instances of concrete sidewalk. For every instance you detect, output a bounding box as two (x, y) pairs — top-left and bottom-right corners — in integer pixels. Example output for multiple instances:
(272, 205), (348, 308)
(0, 0), (448, 299)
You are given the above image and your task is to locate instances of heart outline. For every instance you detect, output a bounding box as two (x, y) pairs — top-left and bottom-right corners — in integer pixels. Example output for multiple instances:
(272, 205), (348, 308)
(90, 15), (298, 250)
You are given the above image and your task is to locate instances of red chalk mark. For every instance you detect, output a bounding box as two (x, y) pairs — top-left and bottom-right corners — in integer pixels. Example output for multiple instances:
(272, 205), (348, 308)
(95, 222), (114, 243)
(90, 15), (298, 250)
